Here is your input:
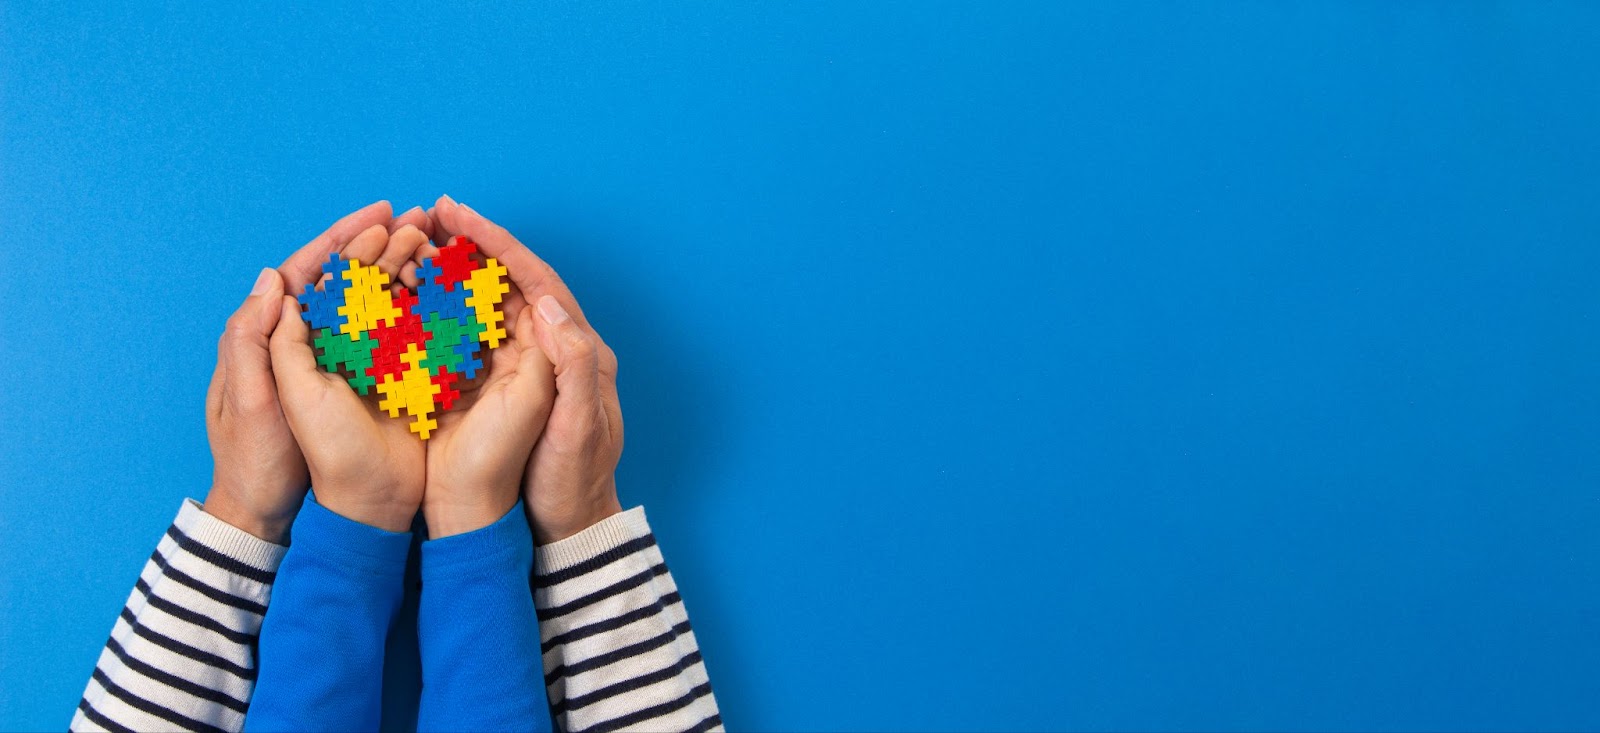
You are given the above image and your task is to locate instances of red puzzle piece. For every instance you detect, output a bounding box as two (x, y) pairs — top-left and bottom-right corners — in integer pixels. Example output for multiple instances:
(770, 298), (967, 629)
(366, 319), (435, 382)
(431, 369), (461, 411)
(434, 236), (481, 291)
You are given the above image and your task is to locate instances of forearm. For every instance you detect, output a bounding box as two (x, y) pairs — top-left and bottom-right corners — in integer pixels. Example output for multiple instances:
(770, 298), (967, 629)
(416, 502), (551, 732)
(72, 500), (286, 733)
(243, 494), (411, 732)
(534, 507), (721, 733)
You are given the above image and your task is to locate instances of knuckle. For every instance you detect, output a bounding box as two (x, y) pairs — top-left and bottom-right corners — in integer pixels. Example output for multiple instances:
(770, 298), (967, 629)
(222, 315), (253, 346)
(225, 385), (275, 416)
(564, 331), (597, 362)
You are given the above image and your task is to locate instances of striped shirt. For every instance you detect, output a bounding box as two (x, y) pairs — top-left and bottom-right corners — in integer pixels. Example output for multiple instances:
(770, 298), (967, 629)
(72, 502), (721, 733)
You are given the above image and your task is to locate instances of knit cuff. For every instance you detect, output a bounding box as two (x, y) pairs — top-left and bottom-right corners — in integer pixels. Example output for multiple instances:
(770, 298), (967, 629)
(180, 498), (289, 574)
(291, 492), (414, 577)
(534, 506), (651, 576)
(422, 500), (532, 574)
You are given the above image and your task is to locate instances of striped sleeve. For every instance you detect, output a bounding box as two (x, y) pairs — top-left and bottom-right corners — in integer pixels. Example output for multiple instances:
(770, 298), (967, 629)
(535, 507), (722, 733)
(71, 499), (286, 733)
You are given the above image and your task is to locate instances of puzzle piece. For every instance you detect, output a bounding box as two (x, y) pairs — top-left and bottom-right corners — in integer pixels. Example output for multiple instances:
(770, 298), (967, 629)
(338, 261), (403, 337)
(322, 251), (353, 285)
(462, 258), (510, 348)
(312, 328), (379, 395)
(433, 236), (480, 290)
(431, 369), (461, 411)
(365, 317), (426, 383)
(375, 345), (441, 439)
(300, 287), (345, 331)
(452, 334), (485, 380)
(413, 259), (477, 324)
(420, 331), (465, 375)
(412, 278), (448, 323)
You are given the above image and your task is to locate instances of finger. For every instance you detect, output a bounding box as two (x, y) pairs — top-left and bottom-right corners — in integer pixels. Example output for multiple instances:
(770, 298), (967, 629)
(416, 205), (444, 264)
(375, 224), (428, 277)
(422, 206), (449, 250)
(268, 294), (327, 402)
(399, 260), (421, 289)
(425, 204), (457, 250)
(501, 287), (529, 334)
(278, 201), (393, 293)
(408, 228), (441, 288)
(510, 306), (556, 415)
(415, 237), (442, 263)
(430, 195), (594, 331)
(220, 268), (288, 414)
(390, 206), (432, 241)
(340, 224), (392, 267)
(530, 295), (602, 430)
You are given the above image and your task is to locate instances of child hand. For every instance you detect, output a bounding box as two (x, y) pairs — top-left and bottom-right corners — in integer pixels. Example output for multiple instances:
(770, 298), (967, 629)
(419, 292), (557, 538)
(203, 202), (397, 542)
(267, 223), (433, 532)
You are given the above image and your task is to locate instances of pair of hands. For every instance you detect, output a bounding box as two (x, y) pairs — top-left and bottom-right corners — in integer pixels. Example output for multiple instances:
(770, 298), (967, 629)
(204, 197), (623, 542)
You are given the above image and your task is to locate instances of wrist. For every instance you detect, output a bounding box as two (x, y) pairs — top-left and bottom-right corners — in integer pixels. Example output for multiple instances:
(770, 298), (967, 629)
(203, 484), (295, 544)
(313, 489), (418, 533)
(423, 492), (519, 539)
(529, 481), (624, 544)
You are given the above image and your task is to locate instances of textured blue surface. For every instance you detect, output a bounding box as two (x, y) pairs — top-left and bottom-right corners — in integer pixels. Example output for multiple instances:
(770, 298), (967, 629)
(2, 3), (1598, 731)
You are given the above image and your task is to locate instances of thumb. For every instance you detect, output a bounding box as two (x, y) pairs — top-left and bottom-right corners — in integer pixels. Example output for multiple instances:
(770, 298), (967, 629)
(268, 294), (325, 403)
(530, 295), (602, 442)
(220, 268), (286, 406)
(509, 306), (557, 426)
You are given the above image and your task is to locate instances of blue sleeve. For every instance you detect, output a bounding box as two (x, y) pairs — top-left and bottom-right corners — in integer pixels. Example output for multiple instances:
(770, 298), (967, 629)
(416, 502), (552, 733)
(244, 494), (412, 733)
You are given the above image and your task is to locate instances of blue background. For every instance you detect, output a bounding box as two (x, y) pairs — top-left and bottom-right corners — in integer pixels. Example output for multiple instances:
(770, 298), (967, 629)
(2, 2), (1597, 731)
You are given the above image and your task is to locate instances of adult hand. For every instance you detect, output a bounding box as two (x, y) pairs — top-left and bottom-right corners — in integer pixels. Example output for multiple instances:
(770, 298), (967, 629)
(267, 223), (432, 532)
(426, 196), (624, 544)
(204, 201), (397, 543)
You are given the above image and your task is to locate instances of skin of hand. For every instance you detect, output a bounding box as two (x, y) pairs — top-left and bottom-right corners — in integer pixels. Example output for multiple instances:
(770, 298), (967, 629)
(266, 223), (435, 532)
(424, 195), (625, 544)
(421, 307), (557, 539)
(204, 201), (402, 543)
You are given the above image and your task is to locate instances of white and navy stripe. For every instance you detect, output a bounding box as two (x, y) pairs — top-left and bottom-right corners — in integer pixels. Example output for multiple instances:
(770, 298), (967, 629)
(72, 502), (720, 732)
(72, 500), (284, 733)
(536, 507), (722, 733)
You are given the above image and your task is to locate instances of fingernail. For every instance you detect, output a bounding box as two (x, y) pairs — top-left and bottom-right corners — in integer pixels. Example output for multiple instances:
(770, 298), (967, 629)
(537, 295), (569, 325)
(250, 268), (275, 296)
(441, 193), (457, 207)
(401, 205), (423, 217)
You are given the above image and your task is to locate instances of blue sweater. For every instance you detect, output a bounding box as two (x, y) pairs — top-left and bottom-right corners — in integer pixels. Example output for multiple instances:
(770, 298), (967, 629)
(244, 496), (551, 733)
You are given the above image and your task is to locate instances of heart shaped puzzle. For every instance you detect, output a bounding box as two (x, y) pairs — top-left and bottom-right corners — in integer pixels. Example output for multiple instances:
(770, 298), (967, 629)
(297, 236), (509, 439)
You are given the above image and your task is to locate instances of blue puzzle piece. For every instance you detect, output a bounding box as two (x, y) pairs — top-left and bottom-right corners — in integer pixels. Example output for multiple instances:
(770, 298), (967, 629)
(321, 252), (353, 290)
(412, 261), (475, 322)
(452, 334), (484, 379)
(298, 253), (353, 330)
(411, 259), (452, 321)
(299, 283), (348, 331)
(412, 282), (447, 321)
(437, 285), (472, 321)
(416, 259), (443, 287)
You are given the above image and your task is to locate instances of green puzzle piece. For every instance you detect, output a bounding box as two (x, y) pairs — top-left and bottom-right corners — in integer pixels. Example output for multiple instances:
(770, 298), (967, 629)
(313, 327), (379, 394)
(420, 313), (485, 375)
